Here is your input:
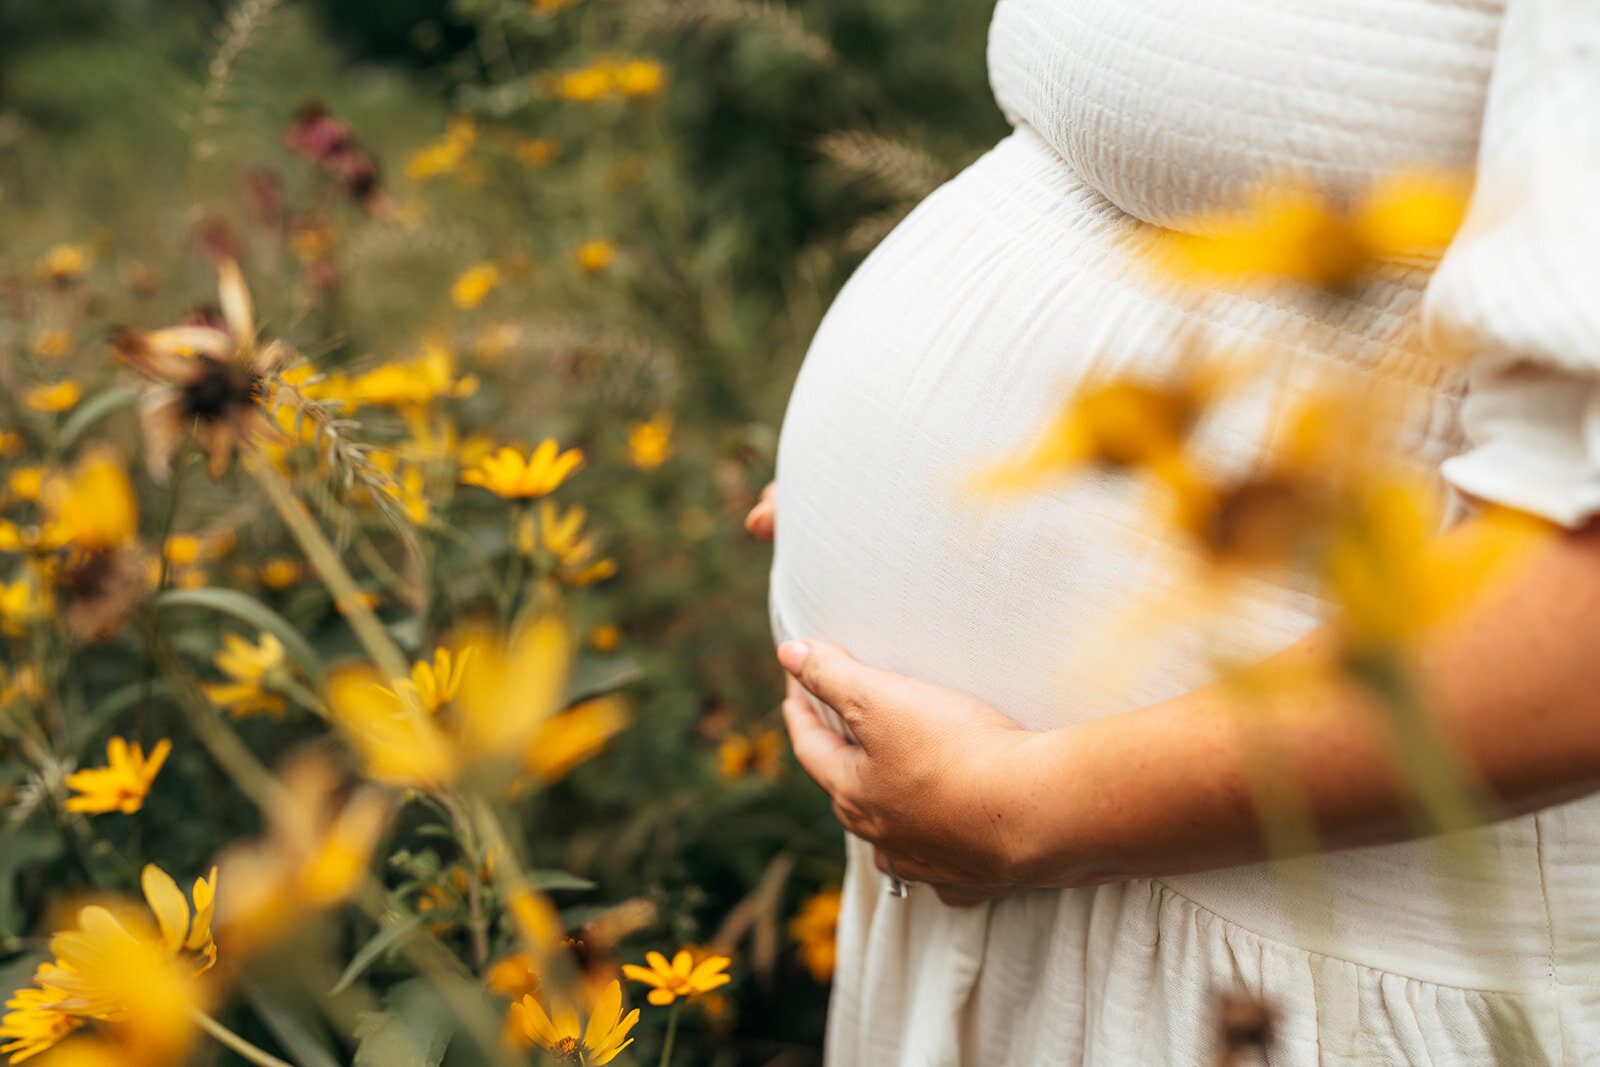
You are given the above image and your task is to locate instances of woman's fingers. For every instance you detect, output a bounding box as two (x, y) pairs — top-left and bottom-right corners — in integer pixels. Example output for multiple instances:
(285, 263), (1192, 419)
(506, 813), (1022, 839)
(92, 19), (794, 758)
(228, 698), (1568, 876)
(777, 640), (908, 744)
(744, 481), (776, 540)
(780, 679), (866, 798)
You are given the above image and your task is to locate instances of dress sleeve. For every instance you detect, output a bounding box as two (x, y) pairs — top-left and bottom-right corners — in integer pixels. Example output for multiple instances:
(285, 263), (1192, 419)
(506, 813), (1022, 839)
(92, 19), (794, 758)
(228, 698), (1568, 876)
(1422, 0), (1600, 528)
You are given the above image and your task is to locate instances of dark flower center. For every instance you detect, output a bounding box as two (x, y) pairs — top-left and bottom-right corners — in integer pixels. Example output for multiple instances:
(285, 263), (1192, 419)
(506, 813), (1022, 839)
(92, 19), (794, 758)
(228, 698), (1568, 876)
(183, 356), (264, 421)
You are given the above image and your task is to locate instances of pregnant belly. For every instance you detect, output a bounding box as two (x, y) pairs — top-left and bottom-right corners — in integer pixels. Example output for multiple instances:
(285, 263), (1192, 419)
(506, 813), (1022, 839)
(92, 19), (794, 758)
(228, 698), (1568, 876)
(768, 125), (1369, 732)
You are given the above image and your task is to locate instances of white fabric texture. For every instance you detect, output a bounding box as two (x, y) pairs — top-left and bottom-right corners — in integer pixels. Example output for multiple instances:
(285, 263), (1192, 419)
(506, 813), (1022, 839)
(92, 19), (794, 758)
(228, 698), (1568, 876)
(769, 0), (1600, 1064)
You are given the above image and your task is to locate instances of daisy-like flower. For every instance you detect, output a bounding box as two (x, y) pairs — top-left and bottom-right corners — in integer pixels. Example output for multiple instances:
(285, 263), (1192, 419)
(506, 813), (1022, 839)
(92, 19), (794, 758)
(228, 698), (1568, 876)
(461, 440), (583, 500)
(625, 413), (673, 470)
(344, 343), (478, 410)
(622, 949), (732, 1006)
(37, 245), (90, 285)
(614, 59), (665, 98)
(0, 577), (49, 638)
(788, 888), (842, 982)
(396, 646), (472, 715)
(64, 737), (170, 815)
(0, 970), (83, 1062)
(510, 980), (639, 1065)
(200, 632), (288, 718)
(112, 258), (285, 480)
(518, 501), (615, 582)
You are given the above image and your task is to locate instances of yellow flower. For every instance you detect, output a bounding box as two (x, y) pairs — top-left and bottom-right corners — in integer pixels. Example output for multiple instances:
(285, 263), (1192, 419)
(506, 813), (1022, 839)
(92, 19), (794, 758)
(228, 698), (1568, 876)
(626, 413), (673, 470)
(588, 623), (621, 652)
(451, 263), (501, 310)
(614, 58), (665, 97)
(530, 0), (581, 12)
(402, 646), (473, 715)
(521, 695), (629, 786)
(347, 343), (478, 408)
(24, 381), (81, 414)
(405, 116), (476, 181)
(0, 970), (83, 1062)
(573, 239), (615, 272)
(259, 558), (304, 589)
(40, 454), (138, 552)
(0, 432), (22, 458)
(514, 138), (559, 168)
(327, 616), (574, 790)
(26, 865), (216, 1060)
(624, 949), (732, 1006)
(1136, 169), (1470, 291)
(462, 441), (584, 499)
(485, 952), (541, 1000)
(511, 980), (638, 1065)
(216, 752), (390, 955)
(38, 244), (90, 284)
(30, 328), (72, 359)
(789, 888), (841, 982)
(201, 632), (288, 718)
(8, 467), (44, 502)
(64, 738), (170, 815)
(716, 728), (784, 782)
(553, 66), (613, 102)
(1, 578), (50, 638)
(288, 221), (337, 263)
(507, 888), (562, 958)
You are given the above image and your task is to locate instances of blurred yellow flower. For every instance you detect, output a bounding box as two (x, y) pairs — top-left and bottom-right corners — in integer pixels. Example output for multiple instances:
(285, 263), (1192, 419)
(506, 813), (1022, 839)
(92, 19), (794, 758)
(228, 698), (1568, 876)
(30, 328), (72, 359)
(405, 116), (477, 181)
(574, 239), (615, 272)
(521, 695), (630, 786)
(201, 632), (288, 718)
(588, 623), (621, 651)
(0, 578), (49, 638)
(451, 263), (502, 310)
(554, 66), (612, 102)
(326, 666), (458, 790)
(24, 381), (81, 414)
(485, 952), (541, 1000)
(347, 343), (478, 408)
(462, 441), (584, 499)
(0, 970), (83, 1062)
(162, 535), (202, 566)
(511, 980), (639, 1065)
(38, 244), (90, 284)
(623, 948), (732, 1006)
(8, 466), (44, 502)
(216, 752), (390, 955)
(259, 558), (305, 589)
(401, 645), (473, 715)
(614, 58), (665, 97)
(626, 412), (673, 470)
(288, 220), (337, 263)
(25, 865), (216, 1061)
(530, 0), (581, 12)
(1136, 169), (1470, 291)
(64, 737), (170, 815)
(507, 888), (562, 956)
(789, 888), (841, 982)
(514, 138), (559, 168)
(716, 728), (784, 782)
(40, 454), (138, 552)
(0, 432), (22, 458)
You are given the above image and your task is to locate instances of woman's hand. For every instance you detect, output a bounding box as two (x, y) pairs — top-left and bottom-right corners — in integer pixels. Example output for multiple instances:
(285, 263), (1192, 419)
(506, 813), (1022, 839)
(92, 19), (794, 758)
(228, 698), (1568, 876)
(777, 639), (1040, 906)
(744, 482), (776, 540)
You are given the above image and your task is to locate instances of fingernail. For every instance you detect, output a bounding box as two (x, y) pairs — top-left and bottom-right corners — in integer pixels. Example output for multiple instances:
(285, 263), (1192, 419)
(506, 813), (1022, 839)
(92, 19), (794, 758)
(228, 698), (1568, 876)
(777, 640), (811, 673)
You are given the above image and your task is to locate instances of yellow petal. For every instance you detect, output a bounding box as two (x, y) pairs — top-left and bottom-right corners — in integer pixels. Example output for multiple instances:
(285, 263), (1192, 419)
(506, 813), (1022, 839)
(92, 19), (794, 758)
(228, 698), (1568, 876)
(140, 865), (190, 954)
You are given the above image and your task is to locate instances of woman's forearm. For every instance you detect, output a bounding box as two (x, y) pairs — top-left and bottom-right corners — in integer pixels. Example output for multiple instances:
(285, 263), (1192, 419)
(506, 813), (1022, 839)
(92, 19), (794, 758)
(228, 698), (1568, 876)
(1005, 516), (1600, 889)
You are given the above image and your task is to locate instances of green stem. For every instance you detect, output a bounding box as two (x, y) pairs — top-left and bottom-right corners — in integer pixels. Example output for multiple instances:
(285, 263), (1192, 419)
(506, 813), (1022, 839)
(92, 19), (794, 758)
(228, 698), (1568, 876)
(273, 676), (330, 719)
(192, 1008), (299, 1067)
(657, 1002), (682, 1067)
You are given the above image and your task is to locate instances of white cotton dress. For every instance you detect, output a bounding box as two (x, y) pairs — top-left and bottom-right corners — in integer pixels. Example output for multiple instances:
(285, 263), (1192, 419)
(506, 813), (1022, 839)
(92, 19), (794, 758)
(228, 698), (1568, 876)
(768, 0), (1600, 1064)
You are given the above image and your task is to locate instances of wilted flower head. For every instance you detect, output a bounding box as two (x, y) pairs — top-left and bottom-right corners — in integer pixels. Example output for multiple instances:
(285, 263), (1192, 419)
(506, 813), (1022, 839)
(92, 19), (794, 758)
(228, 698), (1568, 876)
(284, 102), (384, 211)
(112, 258), (284, 480)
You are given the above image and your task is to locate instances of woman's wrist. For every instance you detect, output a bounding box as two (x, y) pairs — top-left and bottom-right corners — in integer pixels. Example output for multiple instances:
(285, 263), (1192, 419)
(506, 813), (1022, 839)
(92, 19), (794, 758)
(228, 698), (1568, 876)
(984, 727), (1096, 889)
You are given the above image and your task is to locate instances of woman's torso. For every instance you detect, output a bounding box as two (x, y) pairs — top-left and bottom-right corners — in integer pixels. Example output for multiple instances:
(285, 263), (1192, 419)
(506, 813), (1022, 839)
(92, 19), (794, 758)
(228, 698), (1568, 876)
(770, 2), (1600, 1062)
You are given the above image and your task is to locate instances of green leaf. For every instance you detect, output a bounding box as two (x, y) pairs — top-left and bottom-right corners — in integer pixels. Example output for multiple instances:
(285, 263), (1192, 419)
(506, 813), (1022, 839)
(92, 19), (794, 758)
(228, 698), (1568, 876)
(69, 678), (172, 756)
(156, 587), (326, 686)
(329, 914), (425, 997)
(56, 385), (139, 451)
(526, 869), (596, 892)
(0, 830), (63, 938)
(241, 982), (343, 1067)
(564, 654), (643, 705)
(352, 978), (455, 1067)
